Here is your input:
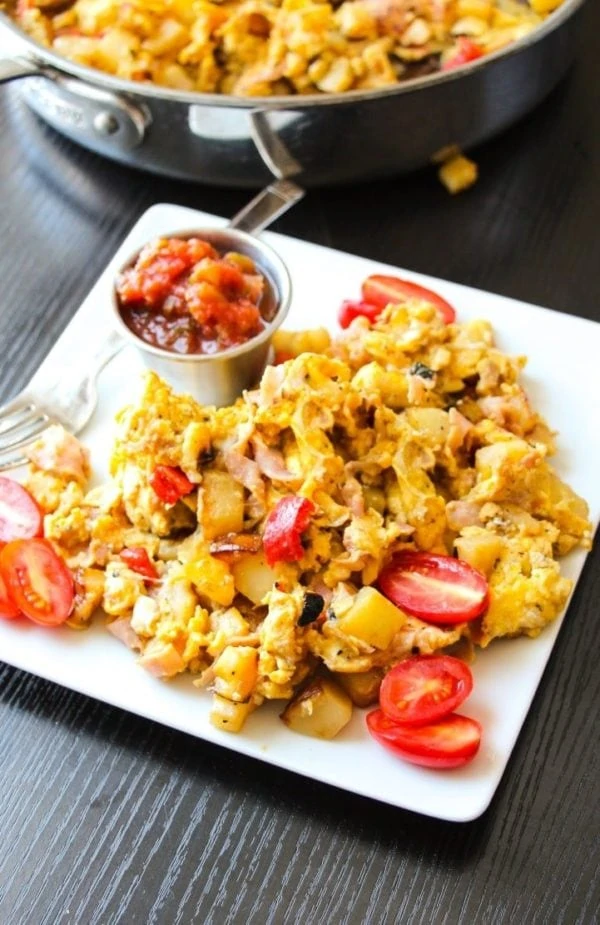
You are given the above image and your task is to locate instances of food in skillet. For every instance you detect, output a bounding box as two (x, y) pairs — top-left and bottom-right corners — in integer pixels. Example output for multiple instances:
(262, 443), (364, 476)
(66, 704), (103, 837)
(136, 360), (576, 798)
(1, 278), (590, 750)
(6, 0), (566, 96)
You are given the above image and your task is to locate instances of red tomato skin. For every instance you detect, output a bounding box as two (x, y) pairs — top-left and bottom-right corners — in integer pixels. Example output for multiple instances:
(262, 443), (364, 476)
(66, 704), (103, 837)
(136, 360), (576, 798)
(0, 539), (74, 627)
(379, 655), (473, 726)
(366, 710), (481, 769)
(338, 300), (382, 329)
(442, 38), (484, 71)
(0, 570), (21, 620)
(150, 466), (194, 505)
(361, 275), (456, 324)
(262, 496), (315, 566)
(272, 350), (294, 365)
(0, 476), (43, 543)
(378, 551), (489, 625)
(120, 547), (158, 579)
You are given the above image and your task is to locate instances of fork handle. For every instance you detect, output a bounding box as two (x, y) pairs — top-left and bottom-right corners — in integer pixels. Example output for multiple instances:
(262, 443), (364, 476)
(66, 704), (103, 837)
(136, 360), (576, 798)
(88, 329), (125, 377)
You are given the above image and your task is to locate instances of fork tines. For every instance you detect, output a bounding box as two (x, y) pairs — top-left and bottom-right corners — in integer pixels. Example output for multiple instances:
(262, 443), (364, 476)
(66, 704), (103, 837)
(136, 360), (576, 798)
(0, 399), (52, 471)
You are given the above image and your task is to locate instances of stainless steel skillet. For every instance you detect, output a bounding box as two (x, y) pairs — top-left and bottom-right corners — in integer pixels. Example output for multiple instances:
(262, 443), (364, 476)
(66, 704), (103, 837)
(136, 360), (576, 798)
(0, 0), (587, 188)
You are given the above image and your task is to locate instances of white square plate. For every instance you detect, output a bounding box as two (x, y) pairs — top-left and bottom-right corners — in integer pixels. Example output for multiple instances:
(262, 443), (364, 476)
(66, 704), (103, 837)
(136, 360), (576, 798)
(1, 204), (599, 822)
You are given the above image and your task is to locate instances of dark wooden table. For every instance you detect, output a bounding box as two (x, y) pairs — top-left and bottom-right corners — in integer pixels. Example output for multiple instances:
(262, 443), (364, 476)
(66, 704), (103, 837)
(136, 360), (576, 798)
(1, 5), (599, 922)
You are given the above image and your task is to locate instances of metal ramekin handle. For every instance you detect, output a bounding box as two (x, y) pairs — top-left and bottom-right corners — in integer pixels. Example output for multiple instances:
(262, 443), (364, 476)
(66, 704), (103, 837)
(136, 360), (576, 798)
(229, 179), (305, 236)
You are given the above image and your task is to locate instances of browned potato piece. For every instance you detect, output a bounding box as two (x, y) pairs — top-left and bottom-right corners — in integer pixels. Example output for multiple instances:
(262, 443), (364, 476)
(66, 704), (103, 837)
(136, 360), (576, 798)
(280, 675), (353, 739)
(334, 669), (383, 707)
(336, 586), (406, 649)
(232, 551), (275, 605)
(213, 645), (258, 702)
(455, 530), (504, 576)
(201, 471), (244, 540)
(271, 327), (331, 359)
(210, 695), (254, 733)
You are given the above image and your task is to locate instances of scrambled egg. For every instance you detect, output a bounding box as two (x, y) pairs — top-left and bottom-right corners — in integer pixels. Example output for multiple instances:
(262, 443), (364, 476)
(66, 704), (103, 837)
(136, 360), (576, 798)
(24, 299), (592, 732)
(7, 0), (564, 95)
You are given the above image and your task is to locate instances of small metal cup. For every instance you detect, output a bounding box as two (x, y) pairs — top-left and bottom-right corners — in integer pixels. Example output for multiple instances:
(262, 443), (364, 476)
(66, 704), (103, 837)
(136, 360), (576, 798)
(111, 226), (292, 407)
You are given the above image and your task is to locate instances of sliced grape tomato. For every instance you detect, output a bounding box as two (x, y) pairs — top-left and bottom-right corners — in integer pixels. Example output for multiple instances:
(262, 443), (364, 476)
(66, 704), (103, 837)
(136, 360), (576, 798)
(0, 570), (20, 620)
(379, 655), (473, 726)
(0, 538), (74, 626)
(0, 476), (43, 543)
(338, 299), (382, 329)
(367, 709), (481, 769)
(378, 551), (489, 625)
(361, 275), (456, 324)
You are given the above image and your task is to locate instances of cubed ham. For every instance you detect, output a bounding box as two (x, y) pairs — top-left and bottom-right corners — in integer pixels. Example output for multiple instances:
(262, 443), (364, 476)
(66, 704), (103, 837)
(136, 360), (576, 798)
(26, 425), (90, 485)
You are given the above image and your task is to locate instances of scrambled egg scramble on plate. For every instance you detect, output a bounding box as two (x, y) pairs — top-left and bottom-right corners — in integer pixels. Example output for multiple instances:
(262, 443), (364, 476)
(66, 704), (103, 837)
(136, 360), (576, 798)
(8, 0), (565, 95)
(22, 299), (591, 735)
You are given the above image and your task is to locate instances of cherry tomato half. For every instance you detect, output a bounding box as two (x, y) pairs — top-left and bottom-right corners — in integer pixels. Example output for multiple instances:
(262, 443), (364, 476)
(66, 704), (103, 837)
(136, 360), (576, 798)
(0, 570), (21, 620)
(150, 465), (194, 505)
(380, 655), (473, 726)
(338, 299), (382, 329)
(0, 476), (43, 543)
(367, 709), (481, 769)
(120, 547), (158, 580)
(0, 538), (74, 626)
(361, 275), (456, 324)
(378, 551), (489, 625)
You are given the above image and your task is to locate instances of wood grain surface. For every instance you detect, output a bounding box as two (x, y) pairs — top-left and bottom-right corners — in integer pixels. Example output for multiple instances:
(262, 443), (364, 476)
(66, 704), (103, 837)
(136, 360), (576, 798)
(1, 4), (599, 922)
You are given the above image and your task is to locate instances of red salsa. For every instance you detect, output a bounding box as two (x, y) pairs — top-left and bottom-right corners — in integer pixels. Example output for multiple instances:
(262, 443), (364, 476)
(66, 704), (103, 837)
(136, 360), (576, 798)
(116, 237), (275, 355)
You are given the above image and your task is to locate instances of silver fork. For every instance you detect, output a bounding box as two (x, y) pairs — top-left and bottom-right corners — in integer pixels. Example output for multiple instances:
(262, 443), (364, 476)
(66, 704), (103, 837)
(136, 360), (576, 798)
(0, 329), (124, 472)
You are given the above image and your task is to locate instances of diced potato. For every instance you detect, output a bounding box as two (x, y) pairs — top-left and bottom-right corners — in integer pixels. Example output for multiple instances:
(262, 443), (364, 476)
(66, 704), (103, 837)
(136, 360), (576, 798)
(400, 18), (431, 46)
(213, 645), (258, 702)
(335, 3), (377, 40)
(210, 694), (254, 733)
(187, 555), (235, 606)
(232, 551), (275, 604)
(455, 530), (504, 576)
(200, 471), (244, 540)
(491, 10), (519, 27)
(405, 408), (450, 445)
(280, 675), (353, 739)
(334, 668), (383, 707)
(450, 15), (488, 36)
(207, 606), (250, 657)
(271, 327), (332, 359)
(529, 0), (562, 11)
(438, 154), (478, 195)
(316, 56), (355, 93)
(336, 586), (406, 650)
(456, 0), (492, 19)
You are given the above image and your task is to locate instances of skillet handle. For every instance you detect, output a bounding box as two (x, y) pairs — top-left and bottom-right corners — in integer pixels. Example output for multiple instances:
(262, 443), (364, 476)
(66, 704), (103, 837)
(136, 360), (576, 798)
(0, 56), (43, 83)
(227, 108), (305, 235)
(0, 55), (148, 150)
